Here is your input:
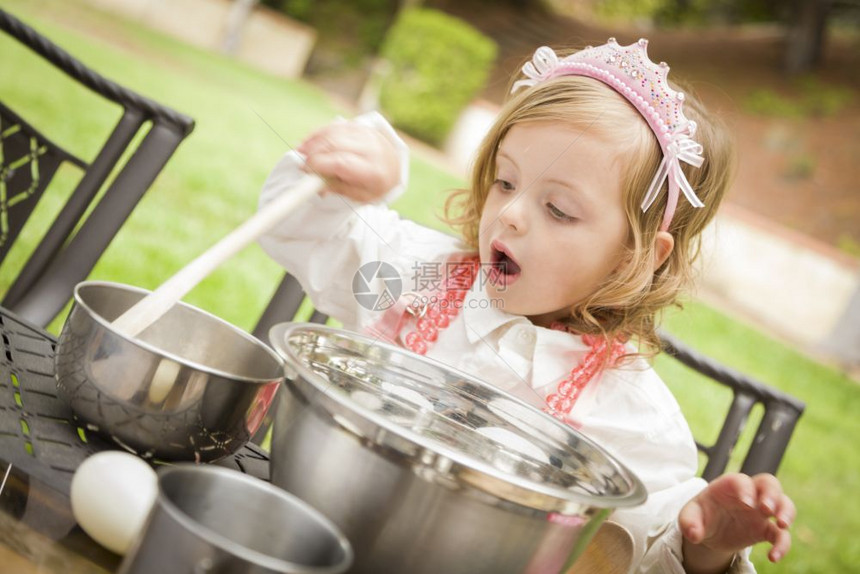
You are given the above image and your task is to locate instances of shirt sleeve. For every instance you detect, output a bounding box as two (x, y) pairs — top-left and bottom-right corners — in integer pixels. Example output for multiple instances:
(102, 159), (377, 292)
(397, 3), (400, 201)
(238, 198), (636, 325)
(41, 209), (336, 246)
(636, 519), (755, 574)
(256, 112), (464, 330)
(573, 363), (756, 573)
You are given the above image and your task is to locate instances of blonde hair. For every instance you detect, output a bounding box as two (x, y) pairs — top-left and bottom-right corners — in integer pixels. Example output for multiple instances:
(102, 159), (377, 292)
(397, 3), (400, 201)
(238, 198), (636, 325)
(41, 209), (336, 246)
(444, 73), (735, 353)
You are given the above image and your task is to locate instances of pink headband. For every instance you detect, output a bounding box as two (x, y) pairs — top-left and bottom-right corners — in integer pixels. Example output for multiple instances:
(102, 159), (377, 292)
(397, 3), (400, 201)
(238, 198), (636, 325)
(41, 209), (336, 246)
(512, 38), (705, 231)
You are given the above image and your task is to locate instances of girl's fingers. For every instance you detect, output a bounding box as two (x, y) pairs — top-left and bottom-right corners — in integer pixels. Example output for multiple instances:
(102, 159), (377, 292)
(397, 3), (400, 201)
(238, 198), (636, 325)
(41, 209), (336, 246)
(752, 473), (784, 517)
(295, 121), (399, 202)
(779, 498), (797, 529)
(680, 474), (795, 562)
(300, 137), (349, 160)
(678, 499), (706, 544)
(753, 474), (795, 544)
(304, 151), (370, 182)
(304, 154), (380, 201)
(771, 492), (796, 529)
(300, 134), (387, 180)
(767, 523), (792, 562)
(297, 129), (335, 155)
(300, 124), (377, 157)
(305, 152), (353, 180)
(711, 473), (757, 509)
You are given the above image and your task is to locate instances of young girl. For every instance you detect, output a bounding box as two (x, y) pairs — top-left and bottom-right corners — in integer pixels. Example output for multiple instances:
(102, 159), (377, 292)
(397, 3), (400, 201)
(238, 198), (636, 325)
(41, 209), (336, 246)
(258, 38), (795, 574)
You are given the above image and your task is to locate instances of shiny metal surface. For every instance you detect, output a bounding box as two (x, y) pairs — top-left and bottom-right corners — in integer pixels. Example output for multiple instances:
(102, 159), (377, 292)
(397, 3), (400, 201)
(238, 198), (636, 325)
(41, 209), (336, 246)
(268, 323), (646, 574)
(119, 465), (352, 574)
(55, 281), (283, 462)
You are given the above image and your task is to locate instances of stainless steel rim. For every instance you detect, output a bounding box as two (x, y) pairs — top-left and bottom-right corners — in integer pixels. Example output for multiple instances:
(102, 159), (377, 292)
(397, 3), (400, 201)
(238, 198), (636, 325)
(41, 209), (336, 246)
(269, 322), (648, 512)
(155, 464), (353, 573)
(73, 280), (284, 384)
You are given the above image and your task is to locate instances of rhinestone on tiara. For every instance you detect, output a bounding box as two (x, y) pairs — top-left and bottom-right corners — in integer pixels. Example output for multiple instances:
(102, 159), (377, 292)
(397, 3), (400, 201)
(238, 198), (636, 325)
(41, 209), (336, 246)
(512, 38), (705, 231)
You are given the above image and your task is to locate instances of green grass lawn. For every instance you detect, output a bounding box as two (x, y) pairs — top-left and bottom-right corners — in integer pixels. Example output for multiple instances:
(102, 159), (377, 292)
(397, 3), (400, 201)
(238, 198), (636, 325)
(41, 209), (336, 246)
(2, 1), (859, 571)
(0, 0), (461, 334)
(660, 301), (860, 572)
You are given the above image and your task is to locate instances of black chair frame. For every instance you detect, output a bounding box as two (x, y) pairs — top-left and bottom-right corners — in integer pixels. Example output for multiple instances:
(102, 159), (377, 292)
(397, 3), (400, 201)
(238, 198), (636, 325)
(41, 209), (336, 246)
(659, 331), (805, 481)
(251, 273), (329, 342)
(0, 9), (194, 327)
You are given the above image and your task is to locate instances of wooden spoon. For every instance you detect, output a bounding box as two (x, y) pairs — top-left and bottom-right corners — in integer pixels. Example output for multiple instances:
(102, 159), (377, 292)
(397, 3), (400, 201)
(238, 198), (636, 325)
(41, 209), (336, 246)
(569, 521), (634, 574)
(112, 174), (324, 338)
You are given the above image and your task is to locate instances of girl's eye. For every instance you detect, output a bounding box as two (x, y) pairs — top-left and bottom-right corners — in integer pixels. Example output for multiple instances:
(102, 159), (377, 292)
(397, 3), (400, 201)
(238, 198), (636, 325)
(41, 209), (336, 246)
(547, 202), (574, 221)
(494, 178), (515, 192)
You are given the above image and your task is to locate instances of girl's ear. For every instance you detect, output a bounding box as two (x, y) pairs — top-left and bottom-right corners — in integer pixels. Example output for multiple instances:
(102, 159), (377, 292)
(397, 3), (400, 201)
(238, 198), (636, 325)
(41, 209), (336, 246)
(653, 231), (675, 271)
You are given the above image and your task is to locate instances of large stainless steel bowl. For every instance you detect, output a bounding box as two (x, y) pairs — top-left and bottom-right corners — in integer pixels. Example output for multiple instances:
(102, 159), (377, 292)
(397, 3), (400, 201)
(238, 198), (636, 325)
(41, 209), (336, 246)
(55, 281), (284, 462)
(268, 323), (647, 574)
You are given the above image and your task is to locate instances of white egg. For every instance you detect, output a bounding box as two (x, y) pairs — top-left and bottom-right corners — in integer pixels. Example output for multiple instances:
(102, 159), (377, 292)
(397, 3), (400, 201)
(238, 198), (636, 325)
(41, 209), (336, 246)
(70, 451), (159, 555)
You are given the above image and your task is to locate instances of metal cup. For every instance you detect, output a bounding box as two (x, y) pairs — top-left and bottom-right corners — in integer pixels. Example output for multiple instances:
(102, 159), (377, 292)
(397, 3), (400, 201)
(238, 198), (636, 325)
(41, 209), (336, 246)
(119, 465), (352, 574)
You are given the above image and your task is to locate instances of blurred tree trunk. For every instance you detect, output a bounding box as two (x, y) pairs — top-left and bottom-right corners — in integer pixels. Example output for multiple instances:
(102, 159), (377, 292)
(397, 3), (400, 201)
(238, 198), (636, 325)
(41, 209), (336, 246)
(222, 0), (259, 54)
(784, 0), (831, 74)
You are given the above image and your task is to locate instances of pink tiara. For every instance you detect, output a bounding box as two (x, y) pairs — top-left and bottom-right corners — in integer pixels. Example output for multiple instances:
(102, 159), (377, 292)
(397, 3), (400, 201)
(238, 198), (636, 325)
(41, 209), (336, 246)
(512, 38), (705, 231)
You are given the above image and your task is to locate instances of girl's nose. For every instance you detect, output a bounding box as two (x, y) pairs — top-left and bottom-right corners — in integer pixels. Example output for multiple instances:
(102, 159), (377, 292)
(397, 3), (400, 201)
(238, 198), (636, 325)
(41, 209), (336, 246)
(497, 194), (528, 233)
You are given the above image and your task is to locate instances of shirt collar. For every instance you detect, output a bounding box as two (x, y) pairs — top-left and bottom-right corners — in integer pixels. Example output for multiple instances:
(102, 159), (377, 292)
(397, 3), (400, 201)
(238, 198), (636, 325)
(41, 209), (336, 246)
(463, 284), (590, 391)
(462, 282), (520, 342)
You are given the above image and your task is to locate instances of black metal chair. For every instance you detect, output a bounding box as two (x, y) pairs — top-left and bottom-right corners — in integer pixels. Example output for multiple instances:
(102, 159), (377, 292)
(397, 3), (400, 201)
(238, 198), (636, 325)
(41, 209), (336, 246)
(0, 9), (195, 327)
(658, 331), (805, 481)
(256, 274), (805, 477)
(250, 272), (328, 443)
(251, 272), (329, 342)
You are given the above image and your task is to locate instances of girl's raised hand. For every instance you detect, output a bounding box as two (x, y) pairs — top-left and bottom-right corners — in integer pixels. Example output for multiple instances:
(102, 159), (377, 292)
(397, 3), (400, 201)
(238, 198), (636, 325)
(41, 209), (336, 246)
(679, 473), (795, 573)
(297, 120), (401, 203)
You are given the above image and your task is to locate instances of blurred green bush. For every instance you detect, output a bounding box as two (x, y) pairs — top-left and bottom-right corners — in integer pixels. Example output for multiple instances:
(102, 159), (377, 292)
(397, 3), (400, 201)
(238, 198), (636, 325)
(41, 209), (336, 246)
(262, 0), (396, 61)
(378, 8), (496, 146)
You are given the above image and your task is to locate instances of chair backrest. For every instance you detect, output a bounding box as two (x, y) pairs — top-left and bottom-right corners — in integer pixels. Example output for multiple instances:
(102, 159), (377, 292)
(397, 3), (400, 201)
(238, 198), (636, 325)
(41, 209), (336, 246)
(0, 9), (195, 327)
(658, 331), (805, 481)
(252, 272), (329, 342)
(250, 272), (327, 443)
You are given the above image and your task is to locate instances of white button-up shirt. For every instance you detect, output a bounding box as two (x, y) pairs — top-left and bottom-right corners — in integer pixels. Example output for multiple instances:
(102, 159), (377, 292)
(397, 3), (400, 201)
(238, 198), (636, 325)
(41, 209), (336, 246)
(258, 113), (754, 574)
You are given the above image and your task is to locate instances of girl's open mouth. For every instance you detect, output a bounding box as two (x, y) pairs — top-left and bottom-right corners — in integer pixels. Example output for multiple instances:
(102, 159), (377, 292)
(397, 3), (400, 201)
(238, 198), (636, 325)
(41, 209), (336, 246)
(489, 240), (521, 287)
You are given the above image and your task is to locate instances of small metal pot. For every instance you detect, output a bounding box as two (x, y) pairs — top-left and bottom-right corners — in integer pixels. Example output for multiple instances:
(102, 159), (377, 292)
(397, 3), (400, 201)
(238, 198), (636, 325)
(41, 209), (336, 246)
(119, 465), (353, 574)
(55, 281), (283, 462)
(268, 323), (647, 574)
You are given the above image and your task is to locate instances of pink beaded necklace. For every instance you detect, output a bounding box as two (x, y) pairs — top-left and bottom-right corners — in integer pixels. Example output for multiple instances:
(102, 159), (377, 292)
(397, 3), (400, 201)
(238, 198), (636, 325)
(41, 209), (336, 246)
(401, 255), (480, 355)
(542, 330), (627, 421)
(367, 255), (626, 419)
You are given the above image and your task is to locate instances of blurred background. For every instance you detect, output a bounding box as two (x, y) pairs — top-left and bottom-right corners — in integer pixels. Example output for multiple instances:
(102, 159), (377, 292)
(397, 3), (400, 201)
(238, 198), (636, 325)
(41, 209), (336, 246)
(1, 0), (859, 571)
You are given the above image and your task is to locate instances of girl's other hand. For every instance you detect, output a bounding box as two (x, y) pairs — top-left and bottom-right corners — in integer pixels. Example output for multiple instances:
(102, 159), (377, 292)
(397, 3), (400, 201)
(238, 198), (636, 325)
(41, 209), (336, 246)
(679, 473), (795, 574)
(297, 121), (400, 203)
